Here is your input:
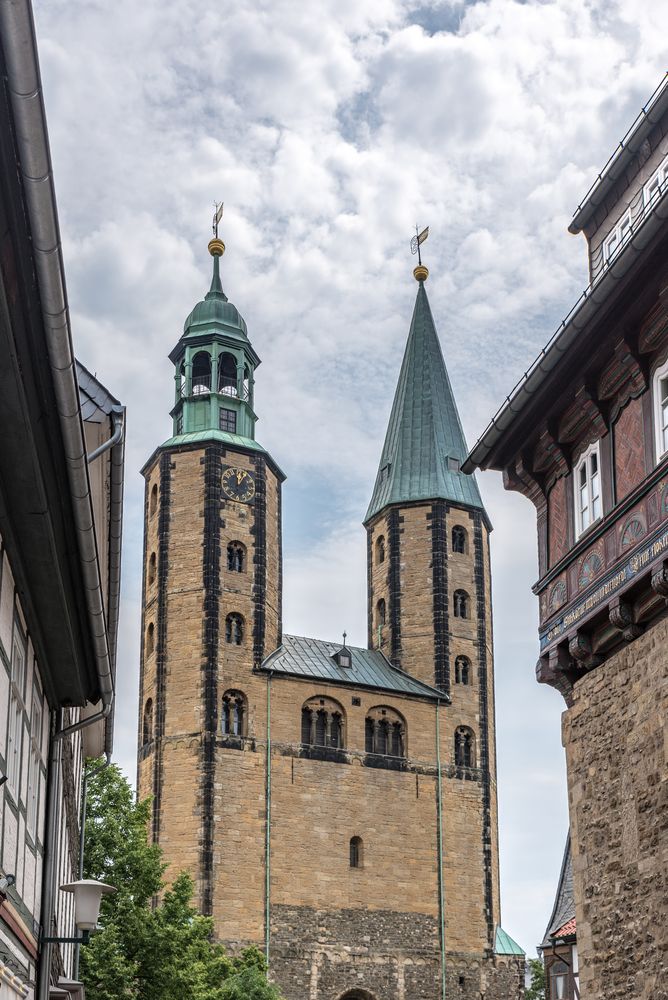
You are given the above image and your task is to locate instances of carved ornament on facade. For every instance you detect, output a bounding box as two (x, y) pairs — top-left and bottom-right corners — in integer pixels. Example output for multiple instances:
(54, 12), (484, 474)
(608, 597), (643, 641)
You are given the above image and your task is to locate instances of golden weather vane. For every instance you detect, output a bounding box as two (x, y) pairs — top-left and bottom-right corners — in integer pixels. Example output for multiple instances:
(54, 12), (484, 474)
(213, 201), (224, 239)
(410, 224), (430, 281)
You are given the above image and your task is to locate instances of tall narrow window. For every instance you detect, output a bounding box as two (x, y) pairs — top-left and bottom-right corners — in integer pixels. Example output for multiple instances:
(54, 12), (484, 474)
(376, 719), (389, 755)
(455, 656), (470, 685)
(192, 351), (211, 394)
(27, 694), (42, 836)
(301, 708), (313, 745)
(454, 727), (475, 768)
(390, 722), (403, 757)
(227, 541), (246, 572)
(7, 623), (27, 796)
(376, 598), (386, 627)
(451, 526), (467, 554)
(142, 698), (153, 746)
(315, 710), (327, 746)
(349, 836), (363, 869)
(453, 590), (469, 619)
(375, 536), (385, 564)
(218, 352), (237, 396)
(146, 622), (155, 656)
(150, 483), (158, 516)
(148, 552), (157, 585)
(221, 690), (246, 736)
(225, 613), (244, 645)
(365, 717), (375, 753)
(653, 358), (668, 463)
(574, 442), (601, 537)
(330, 713), (342, 748)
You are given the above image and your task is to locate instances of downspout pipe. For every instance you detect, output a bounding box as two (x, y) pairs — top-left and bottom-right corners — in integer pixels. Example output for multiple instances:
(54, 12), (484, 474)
(73, 753), (111, 980)
(38, 712), (63, 1000)
(0, 0), (115, 710)
(436, 702), (446, 1000)
(264, 674), (272, 967)
(86, 407), (124, 464)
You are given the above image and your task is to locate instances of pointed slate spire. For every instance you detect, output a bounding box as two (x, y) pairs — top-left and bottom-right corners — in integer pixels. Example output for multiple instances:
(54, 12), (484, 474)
(365, 276), (485, 523)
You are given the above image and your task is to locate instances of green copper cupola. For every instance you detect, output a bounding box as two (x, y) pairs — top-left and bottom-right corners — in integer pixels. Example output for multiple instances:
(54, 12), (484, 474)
(168, 237), (260, 445)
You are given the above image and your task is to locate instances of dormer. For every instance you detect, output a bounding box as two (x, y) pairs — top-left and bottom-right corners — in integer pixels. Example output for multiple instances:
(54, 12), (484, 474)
(569, 74), (668, 285)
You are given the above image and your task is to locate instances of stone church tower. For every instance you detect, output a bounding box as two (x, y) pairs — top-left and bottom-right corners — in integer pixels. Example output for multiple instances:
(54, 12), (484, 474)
(137, 235), (524, 1000)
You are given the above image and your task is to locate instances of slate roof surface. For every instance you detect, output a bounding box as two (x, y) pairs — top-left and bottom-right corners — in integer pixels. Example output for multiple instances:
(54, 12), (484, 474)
(541, 835), (576, 948)
(365, 281), (485, 523)
(494, 926), (525, 956)
(260, 634), (447, 701)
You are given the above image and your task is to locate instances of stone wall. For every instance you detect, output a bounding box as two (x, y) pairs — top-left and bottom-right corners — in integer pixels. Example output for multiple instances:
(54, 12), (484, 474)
(563, 615), (667, 1000)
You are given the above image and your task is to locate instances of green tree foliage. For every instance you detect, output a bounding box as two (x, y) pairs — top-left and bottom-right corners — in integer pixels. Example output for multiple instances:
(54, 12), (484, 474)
(80, 763), (284, 1000)
(525, 957), (546, 1000)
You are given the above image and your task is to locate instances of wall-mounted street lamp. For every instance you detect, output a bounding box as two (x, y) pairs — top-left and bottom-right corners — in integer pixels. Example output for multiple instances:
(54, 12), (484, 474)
(42, 879), (115, 945)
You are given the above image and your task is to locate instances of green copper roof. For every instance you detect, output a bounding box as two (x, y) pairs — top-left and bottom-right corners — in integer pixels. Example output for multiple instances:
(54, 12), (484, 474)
(494, 926), (525, 956)
(161, 428), (266, 453)
(261, 634), (448, 701)
(365, 281), (485, 523)
(182, 254), (248, 341)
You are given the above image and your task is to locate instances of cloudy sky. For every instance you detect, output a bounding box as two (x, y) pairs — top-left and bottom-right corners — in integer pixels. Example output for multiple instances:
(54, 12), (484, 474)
(33, 0), (667, 958)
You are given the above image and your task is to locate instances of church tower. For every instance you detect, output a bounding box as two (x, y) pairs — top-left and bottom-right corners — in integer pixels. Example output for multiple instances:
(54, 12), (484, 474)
(138, 233), (524, 1000)
(364, 259), (507, 984)
(137, 231), (284, 918)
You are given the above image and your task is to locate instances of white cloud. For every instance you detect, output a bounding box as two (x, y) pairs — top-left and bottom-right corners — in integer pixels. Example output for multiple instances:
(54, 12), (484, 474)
(33, 0), (668, 957)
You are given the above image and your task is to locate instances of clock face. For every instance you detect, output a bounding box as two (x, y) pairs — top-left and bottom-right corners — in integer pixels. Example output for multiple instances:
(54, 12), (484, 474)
(221, 466), (256, 503)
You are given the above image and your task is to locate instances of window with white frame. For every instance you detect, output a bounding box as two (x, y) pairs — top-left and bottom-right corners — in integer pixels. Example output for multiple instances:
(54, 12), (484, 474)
(653, 357), (668, 463)
(7, 621), (27, 797)
(644, 152), (668, 209)
(26, 693), (43, 837)
(574, 442), (602, 537)
(603, 211), (632, 265)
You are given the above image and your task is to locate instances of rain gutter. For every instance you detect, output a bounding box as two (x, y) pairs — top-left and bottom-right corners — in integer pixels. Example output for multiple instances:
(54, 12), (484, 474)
(463, 189), (668, 474)
(0, 0), (115, 711)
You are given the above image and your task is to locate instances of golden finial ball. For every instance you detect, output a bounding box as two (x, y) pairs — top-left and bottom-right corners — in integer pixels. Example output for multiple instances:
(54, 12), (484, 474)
(413, 264), (429, 282)
(208, 238), (226, 257)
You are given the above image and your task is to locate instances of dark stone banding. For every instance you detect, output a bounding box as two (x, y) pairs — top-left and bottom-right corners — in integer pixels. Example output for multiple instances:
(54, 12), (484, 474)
(251, 456), (267, 668)
(473, 512), (494, 948)
(152, 452), (172, 844)
(431, 500), (449, 693)
(388, 509), (402, 667)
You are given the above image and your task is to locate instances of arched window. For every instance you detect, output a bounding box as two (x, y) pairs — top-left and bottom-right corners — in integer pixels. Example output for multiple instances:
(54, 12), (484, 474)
(225, 613), (244, 645)
(301, 697), (346, 749)
(227, 541), (246, 573)
(376, 598), (386, 627)
(453, 590), (469, 619)
(146, 622), (155, 656)
(349, 836), (363, 869)
(149, 483), (158, 517)
(454, 726), (475, 768)
(451, 525), (467, 554)
(191, 351), (211, 394)
(375, 536), (385, 564)
(243, 365), (251, 402)
(221, 690), (246, 736)
(455, 655), (470, 685)
(148, 552), (157, 585)
(365, 706), (406, 757)
(218, 352), (237, 396)
(142, 698), (153, 746)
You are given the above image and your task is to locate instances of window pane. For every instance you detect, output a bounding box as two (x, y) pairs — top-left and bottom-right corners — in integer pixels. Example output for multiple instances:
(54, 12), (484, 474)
(590, 452), (598, 475)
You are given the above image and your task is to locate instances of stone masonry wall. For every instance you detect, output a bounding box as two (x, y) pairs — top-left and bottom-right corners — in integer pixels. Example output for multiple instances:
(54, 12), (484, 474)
(562, 614), (667, 1000)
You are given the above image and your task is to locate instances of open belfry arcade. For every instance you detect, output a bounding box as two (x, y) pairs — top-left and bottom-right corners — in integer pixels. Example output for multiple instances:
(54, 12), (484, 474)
(136, 225), (524, 1000)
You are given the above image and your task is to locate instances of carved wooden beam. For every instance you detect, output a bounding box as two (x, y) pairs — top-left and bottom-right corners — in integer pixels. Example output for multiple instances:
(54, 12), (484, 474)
(536, 645), (580, 705)
(650, 558), (668, 601)
(608, 596), (643, 642)
(568, 629), (601, 670)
